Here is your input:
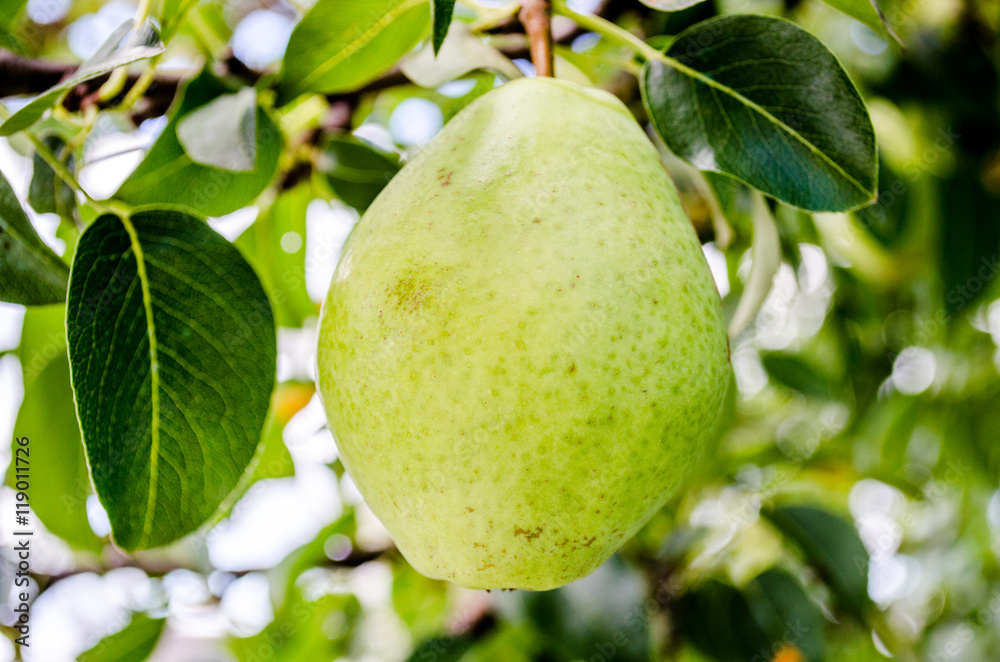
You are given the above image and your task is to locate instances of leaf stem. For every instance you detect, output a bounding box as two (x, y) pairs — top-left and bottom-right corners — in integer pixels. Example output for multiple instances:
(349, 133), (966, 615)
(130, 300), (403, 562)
(552, 1), (722, 86)
(99, 0), (155, 102)
(0, 103), (92, 204)
(551, 1), (659, 61)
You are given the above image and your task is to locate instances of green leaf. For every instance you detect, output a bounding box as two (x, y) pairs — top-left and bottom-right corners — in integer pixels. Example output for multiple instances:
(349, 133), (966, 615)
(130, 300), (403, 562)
(157, 0), (200, 40)
(231, 516), (361, 662)
(0, 167), (69, 305)
(211, 382), (301, 523)
(278, 0), (431, 102)
(854, 155), (910, 248)
(431, 0), (456, 55)
(641, 15), (877, 212)
(761, 352), (836, 399)
(234, 183), (317, 328)
(321, 136), (399, 213)
(8, 305), (103, 552)
(764, 505), (873, 619)
(939, 160), (1000, 316)
(509, 557), (649, 662)
(393, 562), (451, 639)
(639, 0), (707, 10)
(115, 71), (282, 217)
(66, 207), (276, 551)
(176, 88), (257, 172)
(77, 613), (165, 662)
(0, 20), (164, 137)
(0, 0), (27, 28)
(405, 636), (475, 662)
(29, 136), (76, 217)
(745, 569), (827, 662)
(727, 193), (779, 339)
(675, 579), (772, 662)
(821, 0), (899, 43)
(400, 23), (522, 88)
(230, 590), (360, 662)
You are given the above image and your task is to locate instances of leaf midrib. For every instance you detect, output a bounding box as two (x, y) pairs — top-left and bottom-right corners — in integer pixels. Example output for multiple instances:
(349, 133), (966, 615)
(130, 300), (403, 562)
(119, 214), (161, 549)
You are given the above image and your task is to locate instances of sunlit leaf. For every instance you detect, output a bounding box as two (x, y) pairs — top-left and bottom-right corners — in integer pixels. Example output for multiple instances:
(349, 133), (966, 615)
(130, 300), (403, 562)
(279, 0), (430, 102)
(8, 305), (102, 552)
(177, 88), (257, 172)
(234, 183), (317, 328)
(821, 0), (899, 43)
(401, 23), (522, 88)
(77, 613), (165, 662)
(638, 0), (706, 10)
(727, 193), (779, 338)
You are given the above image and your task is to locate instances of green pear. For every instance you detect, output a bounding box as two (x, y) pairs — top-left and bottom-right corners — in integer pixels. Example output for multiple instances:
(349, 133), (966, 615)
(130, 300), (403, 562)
(317, 77), (731, 590)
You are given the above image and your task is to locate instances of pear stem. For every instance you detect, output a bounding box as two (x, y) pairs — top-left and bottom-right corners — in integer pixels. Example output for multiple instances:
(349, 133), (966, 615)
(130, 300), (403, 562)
(520, 0), (555, 77)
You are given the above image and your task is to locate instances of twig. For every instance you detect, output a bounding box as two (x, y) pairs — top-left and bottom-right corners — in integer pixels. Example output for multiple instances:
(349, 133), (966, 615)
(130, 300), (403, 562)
(519, 0), (554, 77)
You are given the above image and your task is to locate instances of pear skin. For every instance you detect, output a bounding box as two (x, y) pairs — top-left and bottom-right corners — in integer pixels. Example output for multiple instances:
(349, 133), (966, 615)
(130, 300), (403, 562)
(317, 77), (731, 590)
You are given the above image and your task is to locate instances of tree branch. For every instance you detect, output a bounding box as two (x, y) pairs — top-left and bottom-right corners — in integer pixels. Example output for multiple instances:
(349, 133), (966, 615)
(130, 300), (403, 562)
(519, 0), (555, 77)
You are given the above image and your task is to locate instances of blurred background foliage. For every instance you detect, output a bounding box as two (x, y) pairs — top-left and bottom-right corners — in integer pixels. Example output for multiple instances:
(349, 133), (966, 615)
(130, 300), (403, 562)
(0, 0), (999, 661)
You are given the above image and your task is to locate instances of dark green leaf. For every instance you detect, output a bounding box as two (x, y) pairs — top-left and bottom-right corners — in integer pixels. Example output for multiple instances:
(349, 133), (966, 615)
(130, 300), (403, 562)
(176, 88), (257, 172)
(29, 136), (76, 217)
(821, 0), (899, 43)
(675, 579), (771, 662)
(77, 613), (165, 662)
(939, 161), (1000, 316)
(431, 0), (456, 55)
(745, 569), (827, 662)
(278, 0), (430, 102)
(761, 352), (836, 399)
(641, 15), (877, 212)
(235, 183), (316, 328)
(8, 305), (102, 552)
(0, 21), (164, 136)
(855, 155), (910, 248)
(67, 207), (276, 551)
(507, 557), (649, 662)
(765, 505), (872, 618)
(405, 635), (474, 662)
(210, 388), (297, 524)
(0, 167), (69, 305)
(321, 136), (399, 213)
(115, 71), (282, 216)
